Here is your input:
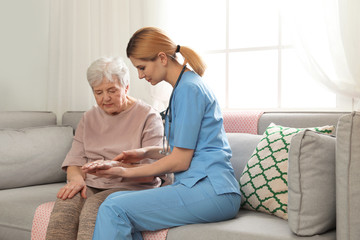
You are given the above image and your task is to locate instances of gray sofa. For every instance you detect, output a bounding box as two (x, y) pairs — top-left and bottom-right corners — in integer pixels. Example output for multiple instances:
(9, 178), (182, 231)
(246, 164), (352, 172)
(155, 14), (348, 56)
(0, 110), (359, 240)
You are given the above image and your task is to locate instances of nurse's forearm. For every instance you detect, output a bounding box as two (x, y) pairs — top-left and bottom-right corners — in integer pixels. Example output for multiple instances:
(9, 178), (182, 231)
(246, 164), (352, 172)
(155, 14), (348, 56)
(144, 146), (167, 159)
(123, 147), (194, 178)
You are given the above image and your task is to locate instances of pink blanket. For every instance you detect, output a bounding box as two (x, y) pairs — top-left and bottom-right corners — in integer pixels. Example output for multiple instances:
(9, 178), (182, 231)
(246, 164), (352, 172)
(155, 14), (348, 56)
(222, 111), (263, 134)
(31, 201), (169, 240)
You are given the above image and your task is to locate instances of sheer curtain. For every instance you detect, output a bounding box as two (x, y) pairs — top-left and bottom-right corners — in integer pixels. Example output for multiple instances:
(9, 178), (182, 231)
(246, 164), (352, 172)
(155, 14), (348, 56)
(47, 0), (360, 116)
(285, 0), (360, 110)
(46, 0), (171, 121)
(134, 0), (173, 112)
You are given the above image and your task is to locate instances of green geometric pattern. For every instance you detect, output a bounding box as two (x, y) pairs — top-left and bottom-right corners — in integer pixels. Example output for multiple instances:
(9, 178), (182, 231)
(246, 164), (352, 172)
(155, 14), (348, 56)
(239, 123), (334, 220)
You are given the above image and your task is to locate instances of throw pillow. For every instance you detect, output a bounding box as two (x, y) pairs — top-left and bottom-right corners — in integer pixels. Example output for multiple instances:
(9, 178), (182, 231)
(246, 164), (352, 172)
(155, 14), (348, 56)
(239, 123), (334, 219)
(288, 130), (336, 236)
(0, 126), (73, 189)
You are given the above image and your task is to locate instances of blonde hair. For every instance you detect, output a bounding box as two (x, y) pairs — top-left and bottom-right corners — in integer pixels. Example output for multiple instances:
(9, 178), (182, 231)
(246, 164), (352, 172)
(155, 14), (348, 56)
(126, 27), (206, 77)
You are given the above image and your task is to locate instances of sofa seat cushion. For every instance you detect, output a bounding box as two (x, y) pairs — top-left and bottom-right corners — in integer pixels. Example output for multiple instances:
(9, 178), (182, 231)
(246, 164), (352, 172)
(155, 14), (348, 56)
(166, 210), (336, 240)
(0, 183), (64, 240)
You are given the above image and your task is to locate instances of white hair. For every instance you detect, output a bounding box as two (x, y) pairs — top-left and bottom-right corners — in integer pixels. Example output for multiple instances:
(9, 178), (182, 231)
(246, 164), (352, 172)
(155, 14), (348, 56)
(87, 57), (130, 88)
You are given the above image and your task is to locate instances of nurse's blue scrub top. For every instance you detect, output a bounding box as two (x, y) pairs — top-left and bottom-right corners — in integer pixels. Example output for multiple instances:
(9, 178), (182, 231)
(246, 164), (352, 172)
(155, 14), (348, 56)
(165, 71), (240, 196)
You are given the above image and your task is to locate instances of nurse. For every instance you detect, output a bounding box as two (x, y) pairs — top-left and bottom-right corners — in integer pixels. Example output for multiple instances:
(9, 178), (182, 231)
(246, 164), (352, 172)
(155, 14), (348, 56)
(82, 27), (241, 240)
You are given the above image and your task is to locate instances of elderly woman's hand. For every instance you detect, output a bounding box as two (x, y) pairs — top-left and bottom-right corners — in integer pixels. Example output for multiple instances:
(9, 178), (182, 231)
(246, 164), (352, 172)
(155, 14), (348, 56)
(57, 176), (87, 200)
(82, 160), (121, 174)
(57, 166), (87, 200)
(85, 167), (127, 179)
(83, 159), (156, 183)
(82, 160), (133, 179)
(86, 166), (154, 184)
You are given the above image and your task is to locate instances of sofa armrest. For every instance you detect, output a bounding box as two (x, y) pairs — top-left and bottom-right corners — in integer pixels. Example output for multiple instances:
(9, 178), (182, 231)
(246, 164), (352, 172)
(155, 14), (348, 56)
(336, 111), (360, 240)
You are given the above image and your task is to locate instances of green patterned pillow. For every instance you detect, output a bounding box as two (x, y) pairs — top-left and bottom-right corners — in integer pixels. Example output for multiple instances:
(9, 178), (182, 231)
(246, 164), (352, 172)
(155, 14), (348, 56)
(239, 123), (335, 219)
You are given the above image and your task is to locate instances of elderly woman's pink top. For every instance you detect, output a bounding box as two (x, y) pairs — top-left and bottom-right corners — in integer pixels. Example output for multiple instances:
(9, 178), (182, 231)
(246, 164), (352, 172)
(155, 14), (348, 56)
(62, 100), (164, 190)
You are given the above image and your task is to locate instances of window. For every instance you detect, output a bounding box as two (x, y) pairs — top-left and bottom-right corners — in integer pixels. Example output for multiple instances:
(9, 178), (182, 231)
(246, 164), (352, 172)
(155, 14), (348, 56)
(160, 0), (352, 111)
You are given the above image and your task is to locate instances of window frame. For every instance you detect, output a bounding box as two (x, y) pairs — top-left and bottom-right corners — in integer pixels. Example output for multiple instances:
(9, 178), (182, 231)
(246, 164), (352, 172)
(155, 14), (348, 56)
(199, 0), (354, 112)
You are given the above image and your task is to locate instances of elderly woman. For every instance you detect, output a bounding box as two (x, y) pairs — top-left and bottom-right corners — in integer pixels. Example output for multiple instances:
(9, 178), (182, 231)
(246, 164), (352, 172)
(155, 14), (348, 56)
(45, 57), (165, 240)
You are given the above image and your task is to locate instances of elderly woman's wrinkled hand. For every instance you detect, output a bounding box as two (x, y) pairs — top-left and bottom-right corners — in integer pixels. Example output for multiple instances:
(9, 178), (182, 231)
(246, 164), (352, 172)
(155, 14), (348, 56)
(57, 177), (87, 200)
(86, 167), (127, 179)
(82, 160), (120, 174)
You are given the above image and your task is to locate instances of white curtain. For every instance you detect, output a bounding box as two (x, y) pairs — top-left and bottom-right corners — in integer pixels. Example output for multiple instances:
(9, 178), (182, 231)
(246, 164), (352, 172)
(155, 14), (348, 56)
(285, 0), (360, 110)
(46, 0), (172, 121)
(134, 0), (173, 112)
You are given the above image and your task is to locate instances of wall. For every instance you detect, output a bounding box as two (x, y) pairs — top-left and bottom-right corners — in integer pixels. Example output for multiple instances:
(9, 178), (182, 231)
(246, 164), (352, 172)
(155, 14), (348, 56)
(0, 0), (161, 114)
(0, 0), (50, 111)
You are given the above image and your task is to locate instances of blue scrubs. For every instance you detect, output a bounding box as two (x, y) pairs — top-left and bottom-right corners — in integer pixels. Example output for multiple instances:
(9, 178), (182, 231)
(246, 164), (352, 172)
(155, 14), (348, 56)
(92, 71), (241, 240)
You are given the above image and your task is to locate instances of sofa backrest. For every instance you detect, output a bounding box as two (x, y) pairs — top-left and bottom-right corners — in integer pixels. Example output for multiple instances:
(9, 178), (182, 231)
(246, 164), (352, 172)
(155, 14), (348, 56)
(62, 111), (85, 131)
(258, 112), (348, 135)
(227, 133), (262, 180)
(62, 111), (350, 136)
(224, 111), (350, 181)
(0, 111), (56, 129)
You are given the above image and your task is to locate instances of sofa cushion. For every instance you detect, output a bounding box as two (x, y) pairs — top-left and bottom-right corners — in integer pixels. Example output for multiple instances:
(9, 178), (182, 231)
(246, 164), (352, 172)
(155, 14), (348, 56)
(258, 112), (346, 135)
(336, 111), (360, 240)
(0, 126), (73, 189)
(62, 111), (84, 131)
(288, 130), (336, 236)
(0, 183), (64, 240)
(0, 111), (56, 129)
(239, 123), (335, 219)
(166, 209), (336, 240)
(226, 133), (262, 180)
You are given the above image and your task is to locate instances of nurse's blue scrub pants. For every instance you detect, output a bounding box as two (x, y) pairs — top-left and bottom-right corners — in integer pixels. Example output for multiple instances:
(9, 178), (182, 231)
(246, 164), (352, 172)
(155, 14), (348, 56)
(92, 177), (240, 240)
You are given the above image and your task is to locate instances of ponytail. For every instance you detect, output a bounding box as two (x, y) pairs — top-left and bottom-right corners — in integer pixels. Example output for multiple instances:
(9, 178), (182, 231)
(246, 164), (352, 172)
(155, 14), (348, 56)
(177, 45), (206, 77)
(127, 27), (207, 76)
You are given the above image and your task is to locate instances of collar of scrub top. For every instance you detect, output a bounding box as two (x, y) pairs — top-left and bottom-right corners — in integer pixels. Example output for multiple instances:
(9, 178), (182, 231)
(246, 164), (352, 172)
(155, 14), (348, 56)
(159, 64), (187, 155)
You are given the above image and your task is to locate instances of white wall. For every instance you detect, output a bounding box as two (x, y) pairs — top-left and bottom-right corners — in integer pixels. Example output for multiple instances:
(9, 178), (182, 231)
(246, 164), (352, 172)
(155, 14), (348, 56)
(0, 0), (50, 111)
(0, 0), (160, 114)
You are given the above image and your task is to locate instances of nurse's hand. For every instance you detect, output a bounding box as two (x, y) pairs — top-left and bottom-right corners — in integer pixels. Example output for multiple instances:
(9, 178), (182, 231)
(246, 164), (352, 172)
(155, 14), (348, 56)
(83, 160), (154, 182)
(113, 146), (164, 163)
(112, 148), (147, 164)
